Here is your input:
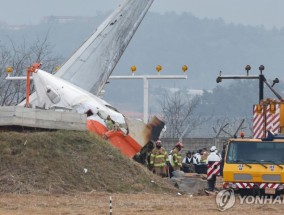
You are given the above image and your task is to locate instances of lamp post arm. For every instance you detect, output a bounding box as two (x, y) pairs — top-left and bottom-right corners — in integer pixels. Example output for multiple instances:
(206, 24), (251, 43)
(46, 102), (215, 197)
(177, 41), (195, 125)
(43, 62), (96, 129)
(217, 75), (259, 80)
(263, 79), (283, 101)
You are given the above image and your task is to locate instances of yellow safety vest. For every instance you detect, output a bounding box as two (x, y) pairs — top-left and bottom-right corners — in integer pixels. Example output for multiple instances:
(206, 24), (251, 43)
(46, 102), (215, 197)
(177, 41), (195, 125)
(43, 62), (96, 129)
(172, 148), (182, 168)
(150, 147), (169, 167)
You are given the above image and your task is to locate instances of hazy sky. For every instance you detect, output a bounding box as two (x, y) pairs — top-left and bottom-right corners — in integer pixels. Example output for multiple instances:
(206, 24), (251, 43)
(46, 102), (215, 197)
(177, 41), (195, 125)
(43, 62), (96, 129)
(0, 0), (283, 29)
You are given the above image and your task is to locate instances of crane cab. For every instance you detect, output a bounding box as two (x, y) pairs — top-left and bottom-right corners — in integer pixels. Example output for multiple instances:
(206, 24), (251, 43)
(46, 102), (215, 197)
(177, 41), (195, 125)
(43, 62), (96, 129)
(223, 133), (284, 195)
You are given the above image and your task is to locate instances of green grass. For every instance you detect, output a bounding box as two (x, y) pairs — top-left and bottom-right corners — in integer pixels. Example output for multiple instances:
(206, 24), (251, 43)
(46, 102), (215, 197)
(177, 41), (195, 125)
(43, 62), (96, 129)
(0, 130), (176, 194)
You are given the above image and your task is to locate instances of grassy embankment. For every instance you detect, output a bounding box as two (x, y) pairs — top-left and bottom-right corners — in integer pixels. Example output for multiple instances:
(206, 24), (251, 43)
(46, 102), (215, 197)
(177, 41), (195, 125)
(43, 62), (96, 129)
(0, 130), (175, 194)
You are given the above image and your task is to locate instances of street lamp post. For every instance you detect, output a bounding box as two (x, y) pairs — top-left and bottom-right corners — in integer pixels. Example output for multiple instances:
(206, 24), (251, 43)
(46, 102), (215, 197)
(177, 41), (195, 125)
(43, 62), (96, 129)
(109, 65), (188, 123)
(216, 65), (282, 102)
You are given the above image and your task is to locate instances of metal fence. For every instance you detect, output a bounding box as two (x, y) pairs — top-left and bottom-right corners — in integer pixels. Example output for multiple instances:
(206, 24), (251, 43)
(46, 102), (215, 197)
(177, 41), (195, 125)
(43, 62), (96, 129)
(161, 137), (228, 156)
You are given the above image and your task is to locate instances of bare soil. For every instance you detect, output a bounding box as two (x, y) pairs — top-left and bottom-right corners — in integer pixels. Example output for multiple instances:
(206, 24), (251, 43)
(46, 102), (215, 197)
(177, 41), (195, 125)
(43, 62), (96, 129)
(0, 192), (282, 215)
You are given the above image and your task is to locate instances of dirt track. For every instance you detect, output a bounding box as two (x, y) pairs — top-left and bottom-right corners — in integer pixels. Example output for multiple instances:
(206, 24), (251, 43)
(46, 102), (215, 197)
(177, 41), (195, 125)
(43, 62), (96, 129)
(0, 192), (282, 215)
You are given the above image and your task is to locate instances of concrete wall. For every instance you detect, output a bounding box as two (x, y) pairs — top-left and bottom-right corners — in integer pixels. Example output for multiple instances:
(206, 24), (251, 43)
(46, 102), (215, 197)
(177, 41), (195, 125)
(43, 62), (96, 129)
(0, 106), (87, 131)
(161, 137), (228, 156)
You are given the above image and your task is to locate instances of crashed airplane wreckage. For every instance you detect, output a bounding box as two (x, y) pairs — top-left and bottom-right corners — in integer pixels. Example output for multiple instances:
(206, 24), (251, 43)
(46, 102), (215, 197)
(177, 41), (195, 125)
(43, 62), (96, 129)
(15, 0), (164, 158)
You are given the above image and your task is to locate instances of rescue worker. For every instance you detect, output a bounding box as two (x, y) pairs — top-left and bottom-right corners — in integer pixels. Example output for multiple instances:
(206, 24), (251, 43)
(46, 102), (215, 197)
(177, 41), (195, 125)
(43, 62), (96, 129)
(201, 148), (209, 164)
(103, 115), (120, 139)
(182, 151), (194, 173)
(207, 146), (221, 191)
(170, 142), (184, 171)
(105, 115), (115, 130)
(150, 140), (169, 177)
(193, 149), (202, 174)
(200, 148), (209, 174)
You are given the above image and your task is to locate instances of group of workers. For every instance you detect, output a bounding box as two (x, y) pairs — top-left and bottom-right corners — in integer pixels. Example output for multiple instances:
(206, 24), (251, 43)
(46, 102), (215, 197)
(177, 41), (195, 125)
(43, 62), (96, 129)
(149, 139), (222, 192)
(149, 140), (183, 177)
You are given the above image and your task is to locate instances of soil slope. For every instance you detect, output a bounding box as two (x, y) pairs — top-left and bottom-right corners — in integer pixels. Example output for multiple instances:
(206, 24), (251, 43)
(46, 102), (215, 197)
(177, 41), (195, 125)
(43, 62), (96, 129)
(0, 130), (175, 194)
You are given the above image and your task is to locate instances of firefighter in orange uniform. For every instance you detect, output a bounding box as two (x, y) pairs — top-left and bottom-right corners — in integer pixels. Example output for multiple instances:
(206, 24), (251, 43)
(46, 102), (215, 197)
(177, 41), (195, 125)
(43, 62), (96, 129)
(150, 140), (169, 177)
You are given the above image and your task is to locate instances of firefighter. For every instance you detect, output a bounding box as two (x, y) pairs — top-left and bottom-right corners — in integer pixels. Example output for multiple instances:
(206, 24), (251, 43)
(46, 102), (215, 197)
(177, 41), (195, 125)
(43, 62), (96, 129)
(150, 140), (169, 177)
(105, 115), (115, 130)
(207, 146), (221, 191)
(103, 115), (120, 139)
(170, 142), (184, 171)
(201, 148), (209, 164)
(200, 148), (209, 174)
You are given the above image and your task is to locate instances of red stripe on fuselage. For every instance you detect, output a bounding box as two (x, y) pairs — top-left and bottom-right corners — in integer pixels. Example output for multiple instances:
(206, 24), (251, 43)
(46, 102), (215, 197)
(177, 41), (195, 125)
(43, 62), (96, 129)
(87, 120), (142, 158)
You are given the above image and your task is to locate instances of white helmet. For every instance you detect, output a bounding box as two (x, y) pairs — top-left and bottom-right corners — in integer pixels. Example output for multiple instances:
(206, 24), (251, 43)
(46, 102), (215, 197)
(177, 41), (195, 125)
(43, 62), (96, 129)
(210, 146), (217, 152)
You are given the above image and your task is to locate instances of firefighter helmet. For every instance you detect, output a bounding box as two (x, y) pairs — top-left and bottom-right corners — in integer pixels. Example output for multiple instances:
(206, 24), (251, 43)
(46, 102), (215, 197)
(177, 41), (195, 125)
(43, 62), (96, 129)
(175, 142), (184, 148)
(155, 140), (162, 147)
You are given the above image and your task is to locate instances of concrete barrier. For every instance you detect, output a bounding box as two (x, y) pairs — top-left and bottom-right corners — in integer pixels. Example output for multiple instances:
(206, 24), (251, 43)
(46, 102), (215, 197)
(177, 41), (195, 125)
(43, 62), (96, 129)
(0, 106), (87, 131)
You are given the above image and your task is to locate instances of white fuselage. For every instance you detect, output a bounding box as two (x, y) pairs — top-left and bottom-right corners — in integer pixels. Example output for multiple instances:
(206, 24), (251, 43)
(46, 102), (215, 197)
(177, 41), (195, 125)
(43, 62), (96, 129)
(28, 69), (127, 131)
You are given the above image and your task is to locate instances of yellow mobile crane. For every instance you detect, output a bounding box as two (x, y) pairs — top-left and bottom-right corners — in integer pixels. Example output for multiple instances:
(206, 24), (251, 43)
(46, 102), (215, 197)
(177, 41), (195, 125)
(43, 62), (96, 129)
(223, 134), (284, 195)
(217, 65), (284, 195)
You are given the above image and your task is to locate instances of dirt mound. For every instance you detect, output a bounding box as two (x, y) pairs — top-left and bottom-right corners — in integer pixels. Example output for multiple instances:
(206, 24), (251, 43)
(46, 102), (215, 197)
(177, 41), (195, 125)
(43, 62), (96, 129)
(0, 131), (176, 194)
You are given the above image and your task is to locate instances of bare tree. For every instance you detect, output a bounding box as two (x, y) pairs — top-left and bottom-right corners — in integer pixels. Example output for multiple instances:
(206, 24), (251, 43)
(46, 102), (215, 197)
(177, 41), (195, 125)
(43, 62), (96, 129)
(0, 34), (62, 106)
(158, 89), (201, 138)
